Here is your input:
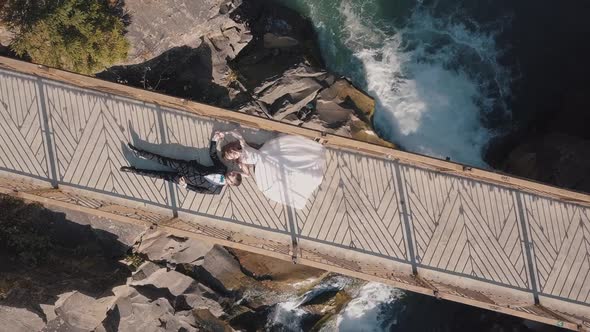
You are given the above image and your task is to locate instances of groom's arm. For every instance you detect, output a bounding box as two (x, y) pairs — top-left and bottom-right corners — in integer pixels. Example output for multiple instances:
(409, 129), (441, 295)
(209, 138), (224, 169)
(209, 131), (226, 169)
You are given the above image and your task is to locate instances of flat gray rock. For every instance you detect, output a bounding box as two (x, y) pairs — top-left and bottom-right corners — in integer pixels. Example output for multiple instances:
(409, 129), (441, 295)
(131, 261), (162, 281)
(53, 291), (114, 331)
(137, 230), (214, 265)
(0, 306), (44, 332)
(40, 304), (57, 322)
(103, 297), (175, 332)
(0, 25), (13, 47)
(131, 268), (224, 317)
(131, 268), (194, 297)
(198, 245), (247, 294)
(123, 0), (249, 65)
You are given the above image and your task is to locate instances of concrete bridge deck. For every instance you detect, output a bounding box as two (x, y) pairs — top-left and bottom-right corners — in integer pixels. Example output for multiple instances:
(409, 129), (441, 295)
(0, 57), (588, 330)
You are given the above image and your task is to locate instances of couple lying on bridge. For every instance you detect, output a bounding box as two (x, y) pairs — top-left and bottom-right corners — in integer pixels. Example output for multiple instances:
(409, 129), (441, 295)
(121, 131), (326, 209)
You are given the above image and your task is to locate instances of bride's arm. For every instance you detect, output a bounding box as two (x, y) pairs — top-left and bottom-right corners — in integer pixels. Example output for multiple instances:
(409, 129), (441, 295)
(225, 130), (247, 148)
(226, 130), (260, 165)
(238, 162), (254, 177)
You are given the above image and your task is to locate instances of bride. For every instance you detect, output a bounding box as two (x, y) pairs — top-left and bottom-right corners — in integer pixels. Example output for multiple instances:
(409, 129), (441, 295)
(217, 130), (326, 209)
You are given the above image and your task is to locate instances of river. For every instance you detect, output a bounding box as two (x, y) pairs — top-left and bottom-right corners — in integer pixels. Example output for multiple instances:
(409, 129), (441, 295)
(274, 0), (590, 170)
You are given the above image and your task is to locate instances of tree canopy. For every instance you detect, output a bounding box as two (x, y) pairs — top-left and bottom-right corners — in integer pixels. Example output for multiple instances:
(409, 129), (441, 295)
(2, 0), (129, 74)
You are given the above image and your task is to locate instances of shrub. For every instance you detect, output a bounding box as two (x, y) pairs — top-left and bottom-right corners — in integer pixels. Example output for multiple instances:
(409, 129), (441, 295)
(3, 0), (129, 74)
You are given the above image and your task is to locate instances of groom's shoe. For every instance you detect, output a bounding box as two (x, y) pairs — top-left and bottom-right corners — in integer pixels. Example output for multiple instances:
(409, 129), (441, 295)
(127, 143), (149, 159)
(120, 166), (137, 173)
(128, 142), (141, 153)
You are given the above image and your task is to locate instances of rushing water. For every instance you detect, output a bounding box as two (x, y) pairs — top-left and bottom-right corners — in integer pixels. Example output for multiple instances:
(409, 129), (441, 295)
(335, 283), (404, 331)
(267, 278), (558, 331)
(266, 277), (402, 331)
(276, 0), (513, 167)
(268, 276), (352, 331)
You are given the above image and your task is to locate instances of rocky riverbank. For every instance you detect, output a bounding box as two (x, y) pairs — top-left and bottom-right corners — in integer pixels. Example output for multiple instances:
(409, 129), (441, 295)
(0, 195), (338, 331)
(97, 0), (394, 148)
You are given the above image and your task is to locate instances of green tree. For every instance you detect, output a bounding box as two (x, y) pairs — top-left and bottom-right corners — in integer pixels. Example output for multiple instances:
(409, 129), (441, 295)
(3, 0), (129, 74)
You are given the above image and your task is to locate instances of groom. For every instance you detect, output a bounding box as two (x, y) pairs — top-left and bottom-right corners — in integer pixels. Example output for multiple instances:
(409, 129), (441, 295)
(120, 132), (242, 194)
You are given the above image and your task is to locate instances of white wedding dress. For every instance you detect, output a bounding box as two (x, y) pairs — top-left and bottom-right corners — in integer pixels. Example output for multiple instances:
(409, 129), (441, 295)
(239, 135), (326, 209)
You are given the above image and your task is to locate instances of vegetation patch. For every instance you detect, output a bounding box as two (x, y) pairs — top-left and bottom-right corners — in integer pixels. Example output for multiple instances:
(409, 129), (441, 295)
(1, 0), (129, 74)
(124, 252), (145, 270)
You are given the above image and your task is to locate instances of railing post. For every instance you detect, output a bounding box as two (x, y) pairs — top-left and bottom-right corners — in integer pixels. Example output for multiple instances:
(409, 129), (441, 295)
(36, 78), (59, 188)
(394, 162), (418, 274)
(515, 191), (540, 305)
(155, 106), (178, 218)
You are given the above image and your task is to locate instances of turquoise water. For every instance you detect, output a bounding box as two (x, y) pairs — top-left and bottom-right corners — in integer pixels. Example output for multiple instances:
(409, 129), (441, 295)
(276, 0), (513, 167)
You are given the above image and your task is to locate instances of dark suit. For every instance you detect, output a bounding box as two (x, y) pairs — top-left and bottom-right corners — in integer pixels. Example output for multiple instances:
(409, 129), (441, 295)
(123, 140), (227, 194)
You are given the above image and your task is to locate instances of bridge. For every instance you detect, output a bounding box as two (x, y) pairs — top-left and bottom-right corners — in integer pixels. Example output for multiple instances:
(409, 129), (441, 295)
(0, 56), (588, 330)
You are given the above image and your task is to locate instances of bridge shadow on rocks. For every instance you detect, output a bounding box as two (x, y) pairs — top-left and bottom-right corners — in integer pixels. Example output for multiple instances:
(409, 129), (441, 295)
(98, 44), (233, 108)
(0, 67), (589, 318)
(0, 195), (131, 322)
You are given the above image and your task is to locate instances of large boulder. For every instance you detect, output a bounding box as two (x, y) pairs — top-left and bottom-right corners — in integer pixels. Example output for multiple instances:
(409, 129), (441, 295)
(130, 267), (224, 316)
(248, 64), (327, 119)
(0, 24), (13, 47)
(50, 291), (114, 331)
(195, 245), (250, 294)
(178, 309), (235, 332)
(229, 1), (393, 147)
(123, 0), (248, 65)
(0, 306), (44, 332)
(229, 0), (324, 86)
(235, 64), (394, 147)
(99, 280), (229, 332)
(100, 290), (177, 332)
(230, 248), (324, 283)
(136, 230), (214, 266)
(100, 0), (252, 107)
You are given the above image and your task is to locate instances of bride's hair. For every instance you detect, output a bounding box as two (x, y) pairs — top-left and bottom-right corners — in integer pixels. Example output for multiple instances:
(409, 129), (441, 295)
(221, 141), (243, 160)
